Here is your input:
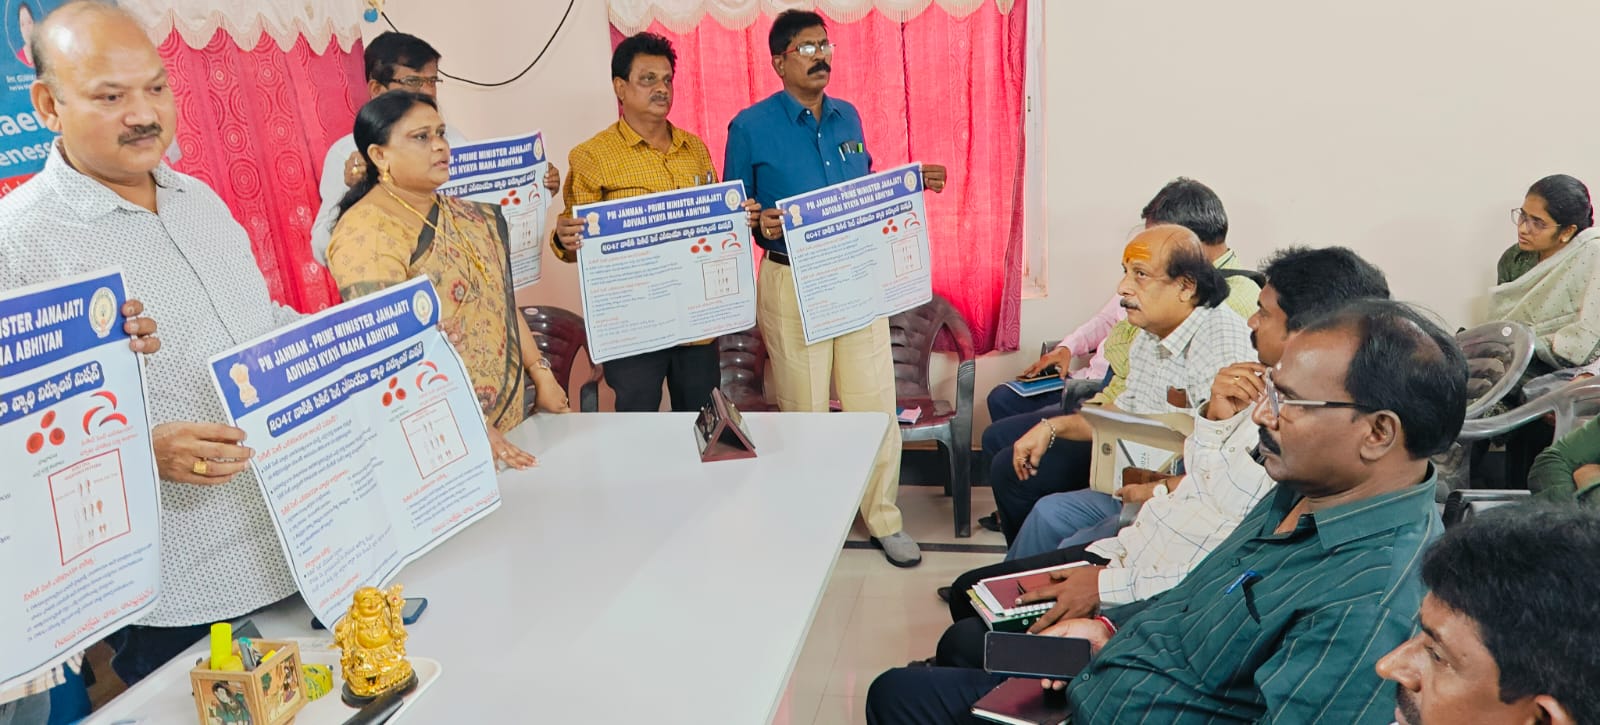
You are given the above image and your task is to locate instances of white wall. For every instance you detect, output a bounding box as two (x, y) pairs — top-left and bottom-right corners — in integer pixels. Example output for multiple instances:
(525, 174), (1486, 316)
(1031, 0), (1600, 340)
(376, 0), (1600, 429)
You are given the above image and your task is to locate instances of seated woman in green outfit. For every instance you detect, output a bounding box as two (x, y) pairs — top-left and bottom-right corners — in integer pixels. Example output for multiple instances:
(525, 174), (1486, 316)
(1529, 416), (1600, 505)
(327, 91), (570, 469)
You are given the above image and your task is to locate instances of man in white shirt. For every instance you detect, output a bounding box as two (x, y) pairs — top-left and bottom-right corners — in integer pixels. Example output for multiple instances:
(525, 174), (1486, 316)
(988, 225), (1256, 545)
(924, 246), (1392, 667)
(308, 32), (559, 265)
(0, 1), (302, 684)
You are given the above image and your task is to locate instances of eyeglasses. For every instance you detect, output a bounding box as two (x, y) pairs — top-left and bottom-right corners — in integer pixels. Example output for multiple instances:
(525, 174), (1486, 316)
(392, 75), (443, 90)
(1511, 208), (1554, 233)
(1260, 369), (1376, 420)
(781, 41), (837, 58)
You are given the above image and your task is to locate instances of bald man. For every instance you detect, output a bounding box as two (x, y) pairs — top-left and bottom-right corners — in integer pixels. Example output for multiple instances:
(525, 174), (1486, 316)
(988, 225), (1257, 547)
(0, 1), (301, 684)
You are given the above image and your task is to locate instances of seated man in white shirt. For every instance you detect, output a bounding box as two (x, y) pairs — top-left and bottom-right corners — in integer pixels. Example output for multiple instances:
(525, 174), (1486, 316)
(926, 246), (1391, 668)
(308, 31), (559, 265)
(987, 225), (1256, 545)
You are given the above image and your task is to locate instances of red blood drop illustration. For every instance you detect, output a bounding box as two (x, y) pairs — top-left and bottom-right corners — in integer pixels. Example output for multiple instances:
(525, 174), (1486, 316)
(382, 393), (393, 406)
(49, 428), (65, 446)
(41, 410), (55, 427)
(395, 389), (407, 401)
(26, 433), (44, 453)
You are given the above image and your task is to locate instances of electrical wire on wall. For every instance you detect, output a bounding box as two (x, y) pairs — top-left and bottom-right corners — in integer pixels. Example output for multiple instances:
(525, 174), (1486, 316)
(377, 0), (577, 88)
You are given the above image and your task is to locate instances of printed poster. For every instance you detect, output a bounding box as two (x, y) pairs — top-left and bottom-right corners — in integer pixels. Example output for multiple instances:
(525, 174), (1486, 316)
(0, 269), (160, 692)
(573, 181), (756, 363)
(776, 163), (932, 345)
(206, 276), (500, 627)
(438, 130), (550, 290)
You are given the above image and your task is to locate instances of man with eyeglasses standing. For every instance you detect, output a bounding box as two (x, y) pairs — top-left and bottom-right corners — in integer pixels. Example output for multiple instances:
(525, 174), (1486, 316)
(309, 32), (561, 266)
(723, 10), (947, 568)
(549, 32), (759, 413)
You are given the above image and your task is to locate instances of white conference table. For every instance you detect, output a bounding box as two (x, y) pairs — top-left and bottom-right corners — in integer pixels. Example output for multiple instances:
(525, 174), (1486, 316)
(94, 411), (886, 724)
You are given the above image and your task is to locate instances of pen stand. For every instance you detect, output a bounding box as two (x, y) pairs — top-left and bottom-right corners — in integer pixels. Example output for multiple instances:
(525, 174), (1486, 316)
(189, 639), (306, 725)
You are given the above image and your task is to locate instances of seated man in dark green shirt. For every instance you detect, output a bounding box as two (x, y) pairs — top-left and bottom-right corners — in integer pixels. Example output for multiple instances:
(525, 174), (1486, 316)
(1528, 416), (1600, 504)
(866, 298), (1468, 725)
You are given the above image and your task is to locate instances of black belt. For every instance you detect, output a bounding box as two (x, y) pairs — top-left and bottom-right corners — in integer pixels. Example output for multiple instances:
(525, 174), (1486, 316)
(765, 249), (791, 265)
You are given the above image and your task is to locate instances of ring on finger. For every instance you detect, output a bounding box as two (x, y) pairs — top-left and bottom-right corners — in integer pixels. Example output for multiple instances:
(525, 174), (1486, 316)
(192, 459), (209, 476)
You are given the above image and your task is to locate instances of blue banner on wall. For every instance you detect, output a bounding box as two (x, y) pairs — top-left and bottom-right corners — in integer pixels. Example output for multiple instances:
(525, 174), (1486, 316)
(1, 0), (66, 198)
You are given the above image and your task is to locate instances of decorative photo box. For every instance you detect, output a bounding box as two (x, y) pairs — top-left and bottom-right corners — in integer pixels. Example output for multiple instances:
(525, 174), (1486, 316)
(188, 639), (306, 725)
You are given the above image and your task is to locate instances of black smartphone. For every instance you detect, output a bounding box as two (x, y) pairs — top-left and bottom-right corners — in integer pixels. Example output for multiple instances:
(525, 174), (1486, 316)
(1017, 364), (1060, 383)
(311, 597), (428, 630)
(983, 631), (1093, 679)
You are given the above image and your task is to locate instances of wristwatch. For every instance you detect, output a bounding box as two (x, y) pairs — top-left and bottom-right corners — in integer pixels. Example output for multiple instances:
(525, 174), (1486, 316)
(534, 358), (552, 371)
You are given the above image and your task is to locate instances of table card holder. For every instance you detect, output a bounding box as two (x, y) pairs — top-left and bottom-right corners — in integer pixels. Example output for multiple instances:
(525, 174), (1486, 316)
(695, 388), (757, 462)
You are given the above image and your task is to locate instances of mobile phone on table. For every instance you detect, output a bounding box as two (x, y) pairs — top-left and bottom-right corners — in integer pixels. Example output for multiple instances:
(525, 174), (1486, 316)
(311, 597), (428, 629)
(983, 631), (1093, 680)
(1017, 364), (1060, 383)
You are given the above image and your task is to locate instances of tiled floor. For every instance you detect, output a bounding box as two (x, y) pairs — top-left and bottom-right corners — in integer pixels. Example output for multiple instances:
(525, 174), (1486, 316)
(773, 486), (1007, 725)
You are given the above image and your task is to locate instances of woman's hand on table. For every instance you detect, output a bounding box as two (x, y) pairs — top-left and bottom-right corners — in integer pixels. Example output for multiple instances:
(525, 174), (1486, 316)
(488, 427), (537, 470)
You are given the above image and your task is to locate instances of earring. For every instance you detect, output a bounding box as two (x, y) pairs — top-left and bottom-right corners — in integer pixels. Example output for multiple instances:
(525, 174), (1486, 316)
(379, 166), (392, 185)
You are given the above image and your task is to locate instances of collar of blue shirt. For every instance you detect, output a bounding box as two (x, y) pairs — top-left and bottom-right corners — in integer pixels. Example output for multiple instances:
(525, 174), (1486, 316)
(772, 89), (843, 124)
(1257, 466), (1439, 550)
(42, 141), (186, 220)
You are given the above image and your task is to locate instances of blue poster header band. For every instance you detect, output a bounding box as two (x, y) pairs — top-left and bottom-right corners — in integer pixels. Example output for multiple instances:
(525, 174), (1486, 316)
(801, 200), (914, 245)
(781, 165), (923, 228)
(447, 132), (545, 180)
(209, 278), (440, 420)
(573, 181), (746, 238)
(0, 271), (127, 379)
(600, 219), (737, 255)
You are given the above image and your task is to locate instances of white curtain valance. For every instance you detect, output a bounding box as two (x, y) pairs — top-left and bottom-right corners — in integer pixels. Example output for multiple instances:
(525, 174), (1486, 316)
(608, 0), (1016, 35)
(119, 0), (365, 52)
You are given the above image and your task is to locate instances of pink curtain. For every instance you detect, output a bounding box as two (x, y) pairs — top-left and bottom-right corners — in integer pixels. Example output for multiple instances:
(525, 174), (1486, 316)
(616, 5), (1026, 352)
(159, 30), (366, 313)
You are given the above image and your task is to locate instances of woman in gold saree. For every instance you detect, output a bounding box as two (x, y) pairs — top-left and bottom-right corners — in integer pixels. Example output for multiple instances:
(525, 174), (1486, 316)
(327, 91), (568, 468)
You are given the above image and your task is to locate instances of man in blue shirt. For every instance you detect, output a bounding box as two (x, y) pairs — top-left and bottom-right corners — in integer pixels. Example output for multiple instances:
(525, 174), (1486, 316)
(724, 10), (946, 567)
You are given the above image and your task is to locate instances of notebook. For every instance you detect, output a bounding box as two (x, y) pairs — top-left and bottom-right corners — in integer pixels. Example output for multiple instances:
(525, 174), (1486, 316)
(972, 561), (1089, 620)
(1002, 377), (1066, 398)
(826, 401), (923, 424)
(971, 677), (1070, 725)
(968, 590), (1044, 633)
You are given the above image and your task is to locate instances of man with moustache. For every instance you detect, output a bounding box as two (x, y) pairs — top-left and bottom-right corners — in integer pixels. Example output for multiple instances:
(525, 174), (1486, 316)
(0, 1), (301, 683)
(919, 247), (1391, 670)
(992, 225), (1255, 548)
(722, 10), (948, 566)
(866, 298), (1466, 724)
(1377, 504), (1598, 725)
(550, 32), (757, 413)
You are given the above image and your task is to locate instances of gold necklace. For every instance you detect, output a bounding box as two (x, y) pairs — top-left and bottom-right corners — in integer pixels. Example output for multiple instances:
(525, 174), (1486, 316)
(382, 185), (495, 290)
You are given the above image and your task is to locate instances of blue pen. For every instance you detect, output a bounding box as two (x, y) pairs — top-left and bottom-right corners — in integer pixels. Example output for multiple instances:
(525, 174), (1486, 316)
(1224, 570), (1260, 594)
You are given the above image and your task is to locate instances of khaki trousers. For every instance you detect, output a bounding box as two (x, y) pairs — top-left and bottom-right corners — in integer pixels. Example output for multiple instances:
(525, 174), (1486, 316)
(757, 262), (903, 537)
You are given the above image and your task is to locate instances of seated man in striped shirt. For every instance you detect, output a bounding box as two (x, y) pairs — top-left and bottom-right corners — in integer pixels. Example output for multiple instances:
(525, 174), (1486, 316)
(927, 247), (1392, 669)
(868, 298), (1465, 724)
